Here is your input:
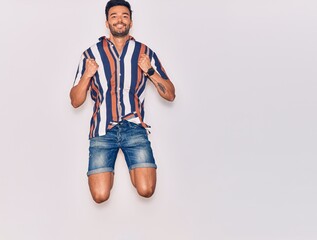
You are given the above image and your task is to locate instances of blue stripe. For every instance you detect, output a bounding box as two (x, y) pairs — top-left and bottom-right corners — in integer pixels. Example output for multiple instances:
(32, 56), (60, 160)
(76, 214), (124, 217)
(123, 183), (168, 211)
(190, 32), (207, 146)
(97, 41), (113, 129)
(88, 48), (105, 136)
(86, 49), (96, 102)
(137, 77), (147, 97)
(141, 99), (145, 120)
(85, 49), (99, 137)
(153, 52), (168, 80)
(121, 40), (130, 59)
(76, 37), (166, 138)
(148, 48), (153, 60)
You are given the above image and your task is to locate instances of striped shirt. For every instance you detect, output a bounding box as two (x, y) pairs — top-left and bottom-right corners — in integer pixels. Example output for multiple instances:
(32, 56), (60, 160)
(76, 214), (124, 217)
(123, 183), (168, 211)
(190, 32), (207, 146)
(73, 36), (169, 139)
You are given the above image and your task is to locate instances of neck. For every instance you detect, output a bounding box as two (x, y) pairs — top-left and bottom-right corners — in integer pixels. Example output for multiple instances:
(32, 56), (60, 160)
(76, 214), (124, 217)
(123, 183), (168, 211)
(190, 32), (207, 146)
(109, 35), (130, 51)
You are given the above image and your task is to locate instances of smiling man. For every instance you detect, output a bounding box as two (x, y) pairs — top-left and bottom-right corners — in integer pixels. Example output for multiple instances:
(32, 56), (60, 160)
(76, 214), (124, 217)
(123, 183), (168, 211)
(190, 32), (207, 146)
(70, 0), (175, 203)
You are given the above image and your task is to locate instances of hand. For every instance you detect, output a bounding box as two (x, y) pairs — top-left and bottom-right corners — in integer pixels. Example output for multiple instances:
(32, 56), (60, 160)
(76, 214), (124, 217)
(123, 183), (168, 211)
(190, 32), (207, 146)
(84, 58), (99, 78)
(138, 54), (152, 73)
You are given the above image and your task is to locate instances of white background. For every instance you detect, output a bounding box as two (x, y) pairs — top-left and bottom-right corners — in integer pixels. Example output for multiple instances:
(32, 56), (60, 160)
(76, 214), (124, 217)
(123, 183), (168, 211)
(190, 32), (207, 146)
(1, 0), (317, 239)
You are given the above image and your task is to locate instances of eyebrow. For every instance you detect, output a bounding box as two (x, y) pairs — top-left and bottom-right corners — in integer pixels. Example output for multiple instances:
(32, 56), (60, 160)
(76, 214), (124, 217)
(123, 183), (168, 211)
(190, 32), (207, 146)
(110, 12), (130, 17)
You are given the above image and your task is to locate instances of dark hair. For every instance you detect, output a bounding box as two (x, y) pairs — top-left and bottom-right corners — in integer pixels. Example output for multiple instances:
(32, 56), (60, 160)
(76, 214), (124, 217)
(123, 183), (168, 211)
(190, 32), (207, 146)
(105, 0), (132, 20)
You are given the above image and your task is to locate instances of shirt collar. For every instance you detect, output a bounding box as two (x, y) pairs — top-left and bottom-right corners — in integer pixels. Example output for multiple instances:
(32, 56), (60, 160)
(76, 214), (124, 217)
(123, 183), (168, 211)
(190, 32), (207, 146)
(98, 35), (135, 43)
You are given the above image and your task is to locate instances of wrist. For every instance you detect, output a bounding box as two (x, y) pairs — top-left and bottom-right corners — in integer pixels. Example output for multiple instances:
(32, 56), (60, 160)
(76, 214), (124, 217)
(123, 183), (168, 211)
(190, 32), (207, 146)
(146, 67), (155, 77)
(83, 72), (94, 79)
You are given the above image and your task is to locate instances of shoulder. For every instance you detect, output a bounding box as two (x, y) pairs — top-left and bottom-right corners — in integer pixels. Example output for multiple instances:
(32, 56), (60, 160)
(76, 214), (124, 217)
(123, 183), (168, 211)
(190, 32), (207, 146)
(83, 36), (104, 51)
(130, 37), (150, 49)
(134, 40), (150, 49)
(81, 38), (104, 58)
(131, 39), (156, 57)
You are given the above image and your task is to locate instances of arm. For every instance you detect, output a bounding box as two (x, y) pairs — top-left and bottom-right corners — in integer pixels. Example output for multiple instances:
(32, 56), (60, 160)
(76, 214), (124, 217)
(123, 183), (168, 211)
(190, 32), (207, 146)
(138, 54), (175, 102)
(70, 58), (99, 108)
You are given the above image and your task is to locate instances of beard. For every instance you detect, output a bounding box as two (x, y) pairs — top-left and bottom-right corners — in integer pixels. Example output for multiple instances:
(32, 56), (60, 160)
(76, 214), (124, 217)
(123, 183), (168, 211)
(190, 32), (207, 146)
(109, 23), (130, 38)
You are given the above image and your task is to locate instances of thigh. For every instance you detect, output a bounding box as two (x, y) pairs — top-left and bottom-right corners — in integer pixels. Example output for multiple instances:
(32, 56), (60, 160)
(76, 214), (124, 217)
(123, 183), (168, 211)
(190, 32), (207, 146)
(121, 125), (157, 170)
(88, 134), (119, 176)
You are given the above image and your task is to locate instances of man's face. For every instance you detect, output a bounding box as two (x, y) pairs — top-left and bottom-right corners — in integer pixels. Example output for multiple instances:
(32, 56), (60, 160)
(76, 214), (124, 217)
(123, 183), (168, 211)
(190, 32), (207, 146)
(106, 6), (132, 38)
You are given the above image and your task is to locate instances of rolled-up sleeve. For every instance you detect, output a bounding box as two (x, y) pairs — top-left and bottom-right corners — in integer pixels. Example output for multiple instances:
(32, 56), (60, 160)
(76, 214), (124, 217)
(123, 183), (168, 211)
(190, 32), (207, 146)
(73, 53), (86, 86)
(151, 52), (169, 80)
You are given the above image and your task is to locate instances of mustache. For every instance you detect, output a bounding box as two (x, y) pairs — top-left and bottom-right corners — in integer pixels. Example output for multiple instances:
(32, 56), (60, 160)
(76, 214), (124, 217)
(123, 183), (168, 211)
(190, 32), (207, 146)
(113, 23), (127, 27)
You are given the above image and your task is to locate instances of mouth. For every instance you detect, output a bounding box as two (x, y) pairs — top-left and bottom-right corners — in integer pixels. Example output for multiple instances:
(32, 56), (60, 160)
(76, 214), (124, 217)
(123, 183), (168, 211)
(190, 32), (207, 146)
(114, 23), (126, 28)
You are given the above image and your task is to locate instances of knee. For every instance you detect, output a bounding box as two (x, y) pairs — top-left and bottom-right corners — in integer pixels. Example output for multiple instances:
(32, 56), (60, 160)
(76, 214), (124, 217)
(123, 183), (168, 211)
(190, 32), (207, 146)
(92, 191), (111, 204)
(136, 185), (155, 198)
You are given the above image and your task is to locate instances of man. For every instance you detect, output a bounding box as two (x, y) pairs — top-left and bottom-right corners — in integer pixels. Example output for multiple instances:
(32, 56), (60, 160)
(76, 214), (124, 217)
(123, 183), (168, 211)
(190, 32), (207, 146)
(70, 0), (175, 203)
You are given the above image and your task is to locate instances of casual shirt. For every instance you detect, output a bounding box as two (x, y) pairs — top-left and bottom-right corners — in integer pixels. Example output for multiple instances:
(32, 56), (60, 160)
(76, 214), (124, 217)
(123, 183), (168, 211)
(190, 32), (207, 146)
(73, 36), (169, 139)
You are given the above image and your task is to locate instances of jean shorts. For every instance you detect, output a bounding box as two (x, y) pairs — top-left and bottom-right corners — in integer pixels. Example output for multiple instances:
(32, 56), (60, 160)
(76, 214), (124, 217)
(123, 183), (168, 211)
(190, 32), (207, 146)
(87, 120), (157, 176)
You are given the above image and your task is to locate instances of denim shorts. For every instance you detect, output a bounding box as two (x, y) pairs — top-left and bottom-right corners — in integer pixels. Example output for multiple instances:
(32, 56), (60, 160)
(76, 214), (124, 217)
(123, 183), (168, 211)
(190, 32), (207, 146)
(87, 120), (157, 176)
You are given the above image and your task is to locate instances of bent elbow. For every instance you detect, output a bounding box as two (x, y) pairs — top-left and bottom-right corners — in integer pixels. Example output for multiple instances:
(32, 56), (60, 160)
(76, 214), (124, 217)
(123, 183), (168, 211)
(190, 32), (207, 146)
(71, 101), (80, 108)
(71, 100), (78, 108)
(70, 95), (82, 108)
(70, 89), (83, 108)
(71, 98), (84, 108)
(165, 93), (176, 102)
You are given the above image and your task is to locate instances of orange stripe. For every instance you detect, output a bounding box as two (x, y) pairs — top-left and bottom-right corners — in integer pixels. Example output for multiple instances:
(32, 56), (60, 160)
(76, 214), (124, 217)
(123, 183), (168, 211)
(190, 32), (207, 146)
(103, 39), (118, 121)
(89, 123), (95, 138)
(135, 44), (146, 90)
(89, 80), (100, 137)
(123, 113), (135, 120)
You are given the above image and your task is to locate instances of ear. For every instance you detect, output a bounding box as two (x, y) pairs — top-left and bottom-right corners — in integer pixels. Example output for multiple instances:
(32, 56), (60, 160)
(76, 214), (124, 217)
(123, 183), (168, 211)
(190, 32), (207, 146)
(130, 20), (133, 29)
(105, 20), (109, 29)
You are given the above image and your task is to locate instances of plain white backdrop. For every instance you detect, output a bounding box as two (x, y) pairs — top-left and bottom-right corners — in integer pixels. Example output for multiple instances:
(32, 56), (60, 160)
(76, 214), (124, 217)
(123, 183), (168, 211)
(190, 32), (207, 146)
(1, 0), (317, 239)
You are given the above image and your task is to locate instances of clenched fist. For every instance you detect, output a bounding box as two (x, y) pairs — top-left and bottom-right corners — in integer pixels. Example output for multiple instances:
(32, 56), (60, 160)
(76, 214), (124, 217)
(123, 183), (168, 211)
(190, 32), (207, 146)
(84, 58), (99, 78)
(138, 54), (152, 73)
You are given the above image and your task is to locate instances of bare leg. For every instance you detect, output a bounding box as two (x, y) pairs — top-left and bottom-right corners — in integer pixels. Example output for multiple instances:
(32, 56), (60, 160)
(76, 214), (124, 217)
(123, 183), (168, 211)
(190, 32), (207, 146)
(130, 168), (156, 198)
(88, 172), (114, 203)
